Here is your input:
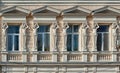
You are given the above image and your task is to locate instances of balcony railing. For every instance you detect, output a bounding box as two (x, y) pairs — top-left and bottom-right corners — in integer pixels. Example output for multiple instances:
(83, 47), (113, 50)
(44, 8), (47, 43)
(0, 51), (120, 62)
(67, 54), (82, 62)
(7, 54), (22, 62)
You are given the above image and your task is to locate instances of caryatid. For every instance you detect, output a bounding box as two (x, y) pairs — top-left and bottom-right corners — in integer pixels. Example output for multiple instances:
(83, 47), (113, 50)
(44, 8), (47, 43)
(33, 23), (39, 50)
(52, 22), (59, 51)
(82, 22), (89, 51)
(111, 22), (119, 50)
(92, 23), (99, 51)
(21, 23), (28, 50)
(62, 22), (69, 51)
(2, 23), (8, 51)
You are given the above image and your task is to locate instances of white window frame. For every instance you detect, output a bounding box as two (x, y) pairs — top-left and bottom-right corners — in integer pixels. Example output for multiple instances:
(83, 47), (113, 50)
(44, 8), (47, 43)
(67, 25), (79, 51)
(97, 25), (109, 51)
(7, 25), (20, 51)
(37, 25), (50, 51)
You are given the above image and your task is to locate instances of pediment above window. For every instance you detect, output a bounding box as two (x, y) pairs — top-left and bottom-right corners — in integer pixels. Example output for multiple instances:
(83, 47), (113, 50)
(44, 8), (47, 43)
(0, 6), (30, 15)
(63, 6), (91, 15)
(92, 6), (120, 16)
(32, 6), (61, 15)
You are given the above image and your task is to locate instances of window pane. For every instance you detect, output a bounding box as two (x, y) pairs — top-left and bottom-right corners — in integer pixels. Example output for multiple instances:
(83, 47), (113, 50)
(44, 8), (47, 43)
(37, 26), (44, 32)
(73, 34), (78, 51)
(104, 33), (109, 51)
(7, 35), (13, 51)
(97, 25), (109, 32)
(74, 25), (79, 32)
(37, 34), (42, 51)
(7, 26), (19, 33)
(67, 34), (72, 51)
(44, 33), (50, 51)
(14, 35), (19, 51)
(37, 25), (50, 32)
(97, 33), (102, 51)
(44, 25), (50, 32)
(67, 25), (72, 33)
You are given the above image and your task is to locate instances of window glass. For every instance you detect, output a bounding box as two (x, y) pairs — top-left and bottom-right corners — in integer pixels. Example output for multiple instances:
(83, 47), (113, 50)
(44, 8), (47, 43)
(97, 25), (109, 51)
(37, 25), (50, 51)
(67, 25), (79, 51)
(7, 25), (19, 51)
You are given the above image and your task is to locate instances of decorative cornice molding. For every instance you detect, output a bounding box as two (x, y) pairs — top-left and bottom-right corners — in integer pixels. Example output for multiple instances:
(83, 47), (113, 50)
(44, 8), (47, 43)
(32, 6), (61, 14)
(0, 6), (30, 15)
(1, 0), (120, 5)
(92, 6), (120, 15)
(63, 6), (91, 14)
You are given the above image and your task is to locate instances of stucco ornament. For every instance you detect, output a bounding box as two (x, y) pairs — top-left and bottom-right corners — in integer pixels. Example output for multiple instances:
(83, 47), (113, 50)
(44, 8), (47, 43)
(52, 22), (59, 51)
(62, 22), (69, 51)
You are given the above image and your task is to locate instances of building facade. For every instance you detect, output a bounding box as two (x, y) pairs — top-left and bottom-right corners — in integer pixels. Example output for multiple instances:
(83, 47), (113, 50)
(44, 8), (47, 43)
(0, 0), (120, 73)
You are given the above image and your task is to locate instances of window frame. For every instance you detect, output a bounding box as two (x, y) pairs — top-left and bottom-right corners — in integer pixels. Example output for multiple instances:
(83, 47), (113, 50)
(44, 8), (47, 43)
(97, 24), (110, 51)
(67, 24), (79, 51)
(7, 25), (20, 51)
(37, 24), (50, 52)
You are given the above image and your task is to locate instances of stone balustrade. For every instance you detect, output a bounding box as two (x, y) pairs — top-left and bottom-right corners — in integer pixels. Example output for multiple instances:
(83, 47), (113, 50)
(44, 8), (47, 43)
(7, 54), (22, 62)
(67, 54), (82, 62)
(37, 54), (52, 62)
(97, 54), (112, 62)
(0, 51), (120, 62)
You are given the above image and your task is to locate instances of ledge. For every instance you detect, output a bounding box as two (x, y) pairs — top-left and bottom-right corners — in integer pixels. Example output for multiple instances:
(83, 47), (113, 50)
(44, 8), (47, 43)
(0, 62), (120, 66)
(1, 0), (120, 5)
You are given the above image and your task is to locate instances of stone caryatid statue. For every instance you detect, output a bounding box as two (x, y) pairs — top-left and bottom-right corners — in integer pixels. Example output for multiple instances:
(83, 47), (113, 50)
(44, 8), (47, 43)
(1, 23), (8, 51)
(62, 22), (69, 51)
(52, 22), (59, 51)
(21, 23), (28, 35)
(82, 22), (89, 51)
(111, 22), (119, 51)
(21, 23), (28, 51)
(92, 23), (99, 51)
(32, 23), (39, 51)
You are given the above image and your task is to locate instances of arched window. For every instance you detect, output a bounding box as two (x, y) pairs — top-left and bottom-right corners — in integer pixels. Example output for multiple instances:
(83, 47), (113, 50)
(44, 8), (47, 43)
(7, 25), (20, 51)
(97, 25), (109, 51)
(67, 25), (79, 51)
(37, 25), (50, 51)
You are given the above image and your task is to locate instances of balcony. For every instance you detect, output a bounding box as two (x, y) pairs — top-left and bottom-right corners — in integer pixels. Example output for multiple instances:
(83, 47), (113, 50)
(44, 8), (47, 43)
(0, 51), (119, 63)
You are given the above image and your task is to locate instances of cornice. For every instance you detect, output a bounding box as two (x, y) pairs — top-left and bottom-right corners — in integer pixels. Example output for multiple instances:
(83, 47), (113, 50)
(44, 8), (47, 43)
(1, 0), (120, 6)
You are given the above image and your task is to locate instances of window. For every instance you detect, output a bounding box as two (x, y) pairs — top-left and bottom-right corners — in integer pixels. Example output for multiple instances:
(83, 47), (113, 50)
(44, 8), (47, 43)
(97, 25), (109, 51)
(37, 25), (50, 51)
(7, 25), (20, 51)
(67, 25), (79, 51)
